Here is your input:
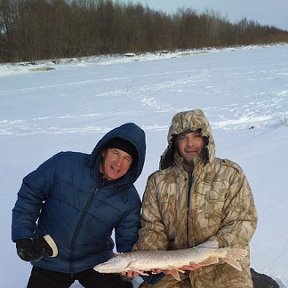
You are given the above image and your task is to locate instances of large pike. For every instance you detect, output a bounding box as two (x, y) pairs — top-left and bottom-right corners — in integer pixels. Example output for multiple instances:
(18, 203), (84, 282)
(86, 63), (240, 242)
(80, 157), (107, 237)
(93, 241), (247, 280)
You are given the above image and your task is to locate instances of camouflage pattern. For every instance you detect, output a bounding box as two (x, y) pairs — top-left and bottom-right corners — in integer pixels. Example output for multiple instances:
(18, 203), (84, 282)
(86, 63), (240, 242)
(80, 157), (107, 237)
(134, 110), (257, 288)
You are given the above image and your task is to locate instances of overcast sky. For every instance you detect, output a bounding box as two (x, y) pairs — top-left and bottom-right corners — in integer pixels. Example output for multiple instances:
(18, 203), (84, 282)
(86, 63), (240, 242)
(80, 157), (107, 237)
(124, 0), (288, 31)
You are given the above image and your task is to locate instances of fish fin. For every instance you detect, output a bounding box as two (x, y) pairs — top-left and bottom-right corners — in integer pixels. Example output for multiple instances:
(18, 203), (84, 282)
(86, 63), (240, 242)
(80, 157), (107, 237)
(167, 265), (185, 274)
(170, 270), (181, 281)
(223, 248), (248, 271)
(122, 259), (137, 272)
(166, 266), (184, 281)
(196, 256), (219, 267)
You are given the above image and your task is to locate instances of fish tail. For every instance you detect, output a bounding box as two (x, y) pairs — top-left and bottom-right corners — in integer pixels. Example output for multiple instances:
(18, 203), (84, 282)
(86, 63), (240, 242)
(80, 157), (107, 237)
(222, 248), (248, 271)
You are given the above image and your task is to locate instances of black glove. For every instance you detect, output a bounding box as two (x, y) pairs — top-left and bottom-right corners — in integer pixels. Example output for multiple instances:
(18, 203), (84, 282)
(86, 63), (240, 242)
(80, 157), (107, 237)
(16, 237), (53, 262)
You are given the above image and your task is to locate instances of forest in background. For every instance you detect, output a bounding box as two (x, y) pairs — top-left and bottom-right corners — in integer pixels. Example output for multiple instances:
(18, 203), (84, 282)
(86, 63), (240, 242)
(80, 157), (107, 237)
(1, 0), (288, 63)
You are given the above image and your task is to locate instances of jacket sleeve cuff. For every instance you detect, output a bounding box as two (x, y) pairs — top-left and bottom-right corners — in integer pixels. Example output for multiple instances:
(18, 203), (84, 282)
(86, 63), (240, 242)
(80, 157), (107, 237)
(43, 234), (58, 257)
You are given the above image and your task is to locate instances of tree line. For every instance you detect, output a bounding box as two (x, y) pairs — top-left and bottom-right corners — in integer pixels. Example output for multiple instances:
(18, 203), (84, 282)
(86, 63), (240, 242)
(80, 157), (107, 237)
(0, 0), (288, 63)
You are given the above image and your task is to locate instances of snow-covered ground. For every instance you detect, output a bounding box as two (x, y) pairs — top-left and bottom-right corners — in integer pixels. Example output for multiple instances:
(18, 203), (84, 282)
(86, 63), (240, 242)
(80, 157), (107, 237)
(1, 44), (288, 288)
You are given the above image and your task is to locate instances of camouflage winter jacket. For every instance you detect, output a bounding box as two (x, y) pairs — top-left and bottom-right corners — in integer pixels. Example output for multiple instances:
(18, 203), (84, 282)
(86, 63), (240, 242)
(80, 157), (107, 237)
(134, 110), (257, 288)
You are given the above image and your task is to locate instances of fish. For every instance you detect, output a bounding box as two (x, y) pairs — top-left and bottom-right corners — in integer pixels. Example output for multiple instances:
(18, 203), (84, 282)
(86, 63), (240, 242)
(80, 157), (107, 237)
(93, 241), (247, 281)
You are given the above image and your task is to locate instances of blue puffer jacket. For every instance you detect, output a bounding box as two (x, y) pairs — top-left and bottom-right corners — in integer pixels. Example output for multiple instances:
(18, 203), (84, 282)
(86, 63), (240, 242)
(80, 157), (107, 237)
(12, 123), (146, 273)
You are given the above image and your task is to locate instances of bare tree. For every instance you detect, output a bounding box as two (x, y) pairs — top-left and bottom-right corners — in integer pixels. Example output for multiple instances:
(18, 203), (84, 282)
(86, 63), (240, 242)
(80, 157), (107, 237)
(0, 0), (287, 62)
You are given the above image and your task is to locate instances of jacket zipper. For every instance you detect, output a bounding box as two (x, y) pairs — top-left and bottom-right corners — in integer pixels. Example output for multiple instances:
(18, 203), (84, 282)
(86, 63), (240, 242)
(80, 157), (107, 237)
(187, 172), (193, 247)
(69, 187), (99, 273)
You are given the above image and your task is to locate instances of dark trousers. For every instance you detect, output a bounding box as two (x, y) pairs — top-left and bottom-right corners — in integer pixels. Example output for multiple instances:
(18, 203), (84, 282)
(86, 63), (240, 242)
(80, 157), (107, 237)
(27, 266), (133, 288)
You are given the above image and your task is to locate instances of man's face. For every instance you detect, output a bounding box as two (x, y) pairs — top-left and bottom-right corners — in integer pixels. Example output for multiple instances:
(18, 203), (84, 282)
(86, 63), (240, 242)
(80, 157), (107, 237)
(177, 131), (205, 169)
(101, 148), (133, 181)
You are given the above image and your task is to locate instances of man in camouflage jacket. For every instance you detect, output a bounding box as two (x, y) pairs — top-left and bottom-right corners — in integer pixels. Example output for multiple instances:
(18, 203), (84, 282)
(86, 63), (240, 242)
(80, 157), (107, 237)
(133, 109), (257, 288)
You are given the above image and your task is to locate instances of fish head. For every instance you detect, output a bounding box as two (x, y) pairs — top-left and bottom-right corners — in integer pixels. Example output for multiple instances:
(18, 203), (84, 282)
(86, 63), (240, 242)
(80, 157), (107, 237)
(93, 255), (131, 273)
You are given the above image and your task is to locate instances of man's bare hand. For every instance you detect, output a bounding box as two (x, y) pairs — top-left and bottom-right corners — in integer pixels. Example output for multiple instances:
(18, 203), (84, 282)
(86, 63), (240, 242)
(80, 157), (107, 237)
(120, 263), (201, 279)
(180, 263), (201, 271)
(149, 262), (201, 275)
(121, 271), (140, 278)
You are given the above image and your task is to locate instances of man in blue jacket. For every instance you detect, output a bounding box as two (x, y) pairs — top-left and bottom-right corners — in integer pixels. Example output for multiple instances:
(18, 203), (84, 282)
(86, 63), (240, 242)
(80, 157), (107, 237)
(12, 122), (146, 288)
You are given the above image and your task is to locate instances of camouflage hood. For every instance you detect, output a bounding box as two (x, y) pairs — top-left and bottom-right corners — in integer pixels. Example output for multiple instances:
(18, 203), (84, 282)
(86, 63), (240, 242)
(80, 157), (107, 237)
(160, 109), (216, 169)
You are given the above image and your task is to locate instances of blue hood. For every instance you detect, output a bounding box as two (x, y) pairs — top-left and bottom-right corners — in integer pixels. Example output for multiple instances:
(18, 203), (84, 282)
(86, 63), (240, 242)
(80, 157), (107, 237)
(89, 122), (146, 185)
